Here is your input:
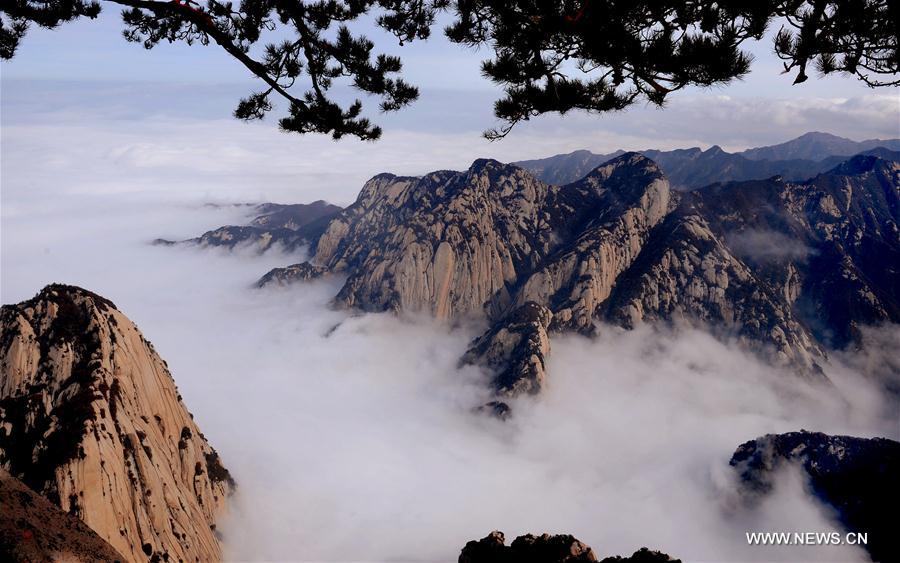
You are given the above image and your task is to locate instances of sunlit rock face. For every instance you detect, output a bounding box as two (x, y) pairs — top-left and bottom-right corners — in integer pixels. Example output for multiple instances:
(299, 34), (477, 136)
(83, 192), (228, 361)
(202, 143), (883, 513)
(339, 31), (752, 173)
(312, 162), (567, 320)
(254, 153), (899, 398)
(0, 284), (234, 562)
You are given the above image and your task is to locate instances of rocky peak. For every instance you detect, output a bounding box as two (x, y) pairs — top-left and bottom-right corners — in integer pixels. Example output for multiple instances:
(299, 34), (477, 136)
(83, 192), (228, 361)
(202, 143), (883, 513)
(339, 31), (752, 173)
(0, 284), (234, 562)
(459, 530), (597, 563)
(829, 153), (897, 177)
(354, 173), (415, 209)
(311, 162), (557, 319)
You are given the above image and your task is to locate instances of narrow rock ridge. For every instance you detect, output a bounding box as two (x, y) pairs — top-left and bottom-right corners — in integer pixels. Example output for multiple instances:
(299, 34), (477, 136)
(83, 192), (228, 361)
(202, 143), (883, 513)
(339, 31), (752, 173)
(256, 153), (897, 399)
(0, 284), (234, 562)
(460, 302), (552, 396)
(155, 200), (342, 253)
(458, 530), (682, 563)
(1, 468), (126, 562)
(730, 431), (899, 563)
(256, 262), (328, 288)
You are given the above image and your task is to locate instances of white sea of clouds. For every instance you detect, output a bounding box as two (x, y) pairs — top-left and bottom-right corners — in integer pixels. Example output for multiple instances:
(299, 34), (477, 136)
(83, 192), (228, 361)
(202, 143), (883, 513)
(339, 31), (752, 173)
(2, 138), (897, 561)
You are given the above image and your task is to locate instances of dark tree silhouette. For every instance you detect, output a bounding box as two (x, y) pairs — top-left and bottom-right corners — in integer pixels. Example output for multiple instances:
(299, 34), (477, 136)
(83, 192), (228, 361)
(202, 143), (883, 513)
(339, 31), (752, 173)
(2, 1), (897, 140)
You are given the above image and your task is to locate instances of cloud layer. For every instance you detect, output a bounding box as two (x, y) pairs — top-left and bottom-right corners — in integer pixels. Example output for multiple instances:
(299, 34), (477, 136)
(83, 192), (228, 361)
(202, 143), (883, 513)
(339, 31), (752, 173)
(2, 184), (896, 561)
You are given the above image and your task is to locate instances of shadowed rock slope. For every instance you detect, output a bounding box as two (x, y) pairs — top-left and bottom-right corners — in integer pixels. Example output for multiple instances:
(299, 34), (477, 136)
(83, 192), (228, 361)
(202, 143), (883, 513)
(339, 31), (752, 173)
(0, 284), (234, 562)
(256, 152), (899, 400)
(1, 468), (126, 562)
(731, 431), (900, 563)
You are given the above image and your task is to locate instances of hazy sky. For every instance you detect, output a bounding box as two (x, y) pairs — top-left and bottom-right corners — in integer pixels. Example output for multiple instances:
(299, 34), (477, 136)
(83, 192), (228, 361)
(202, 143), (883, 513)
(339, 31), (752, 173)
(1, 7), (899, 205)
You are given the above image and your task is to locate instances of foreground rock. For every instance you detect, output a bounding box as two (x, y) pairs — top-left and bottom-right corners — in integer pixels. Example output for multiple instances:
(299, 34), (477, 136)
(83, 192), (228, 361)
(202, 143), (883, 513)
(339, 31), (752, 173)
(0, 468), (125, 562)
(458, 531), (680, 563)
(0, 284), (234, 562)
(731, 431), (900, 563)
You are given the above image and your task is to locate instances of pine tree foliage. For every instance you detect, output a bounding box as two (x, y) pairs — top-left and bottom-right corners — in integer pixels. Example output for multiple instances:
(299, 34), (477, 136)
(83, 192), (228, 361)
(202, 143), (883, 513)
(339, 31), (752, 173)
(2, 1), (897, 140)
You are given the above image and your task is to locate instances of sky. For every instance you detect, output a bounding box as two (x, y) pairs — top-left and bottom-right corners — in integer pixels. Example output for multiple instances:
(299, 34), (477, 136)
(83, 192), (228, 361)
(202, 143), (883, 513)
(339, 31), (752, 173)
(2, 7), (899, 206)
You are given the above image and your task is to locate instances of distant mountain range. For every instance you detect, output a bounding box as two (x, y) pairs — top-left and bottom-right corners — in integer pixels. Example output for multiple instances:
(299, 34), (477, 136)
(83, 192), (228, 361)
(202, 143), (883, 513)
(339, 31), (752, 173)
(514, 132), (900, 188)
(740, 131), (900, 161)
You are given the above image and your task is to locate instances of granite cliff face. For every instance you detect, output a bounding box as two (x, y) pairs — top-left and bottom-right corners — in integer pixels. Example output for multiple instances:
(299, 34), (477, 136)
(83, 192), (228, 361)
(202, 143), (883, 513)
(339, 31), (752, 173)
(312, 163), (566, 319)
(731, 431), (899, 563)
(0, 284), (234, 562)
(253, 153), (898, 401)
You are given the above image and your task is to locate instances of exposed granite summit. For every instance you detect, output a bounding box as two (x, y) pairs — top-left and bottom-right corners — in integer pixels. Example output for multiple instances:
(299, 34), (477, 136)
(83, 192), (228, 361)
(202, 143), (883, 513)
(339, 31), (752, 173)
(0, 284), (234, 562)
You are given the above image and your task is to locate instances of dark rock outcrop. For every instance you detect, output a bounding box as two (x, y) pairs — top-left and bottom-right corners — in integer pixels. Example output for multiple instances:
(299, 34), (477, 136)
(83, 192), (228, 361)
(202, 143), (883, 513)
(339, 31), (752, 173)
(730, 431), (900, 563)
(458, 531), (681, 563)
(0, 284), (234, 562)
(256, 261), (329, 288)
(598, 548), (683, 563)
(459, 531), (597, 563)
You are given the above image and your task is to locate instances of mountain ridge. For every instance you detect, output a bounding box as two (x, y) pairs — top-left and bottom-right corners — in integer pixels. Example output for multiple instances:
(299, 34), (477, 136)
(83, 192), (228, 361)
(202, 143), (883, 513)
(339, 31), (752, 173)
(248, 151), (899, 404)
(514, 132), (900, 188)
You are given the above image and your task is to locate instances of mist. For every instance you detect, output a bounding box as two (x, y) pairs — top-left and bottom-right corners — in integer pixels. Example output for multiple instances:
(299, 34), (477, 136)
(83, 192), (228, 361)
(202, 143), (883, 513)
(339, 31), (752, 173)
(3, 184), (897, 562)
